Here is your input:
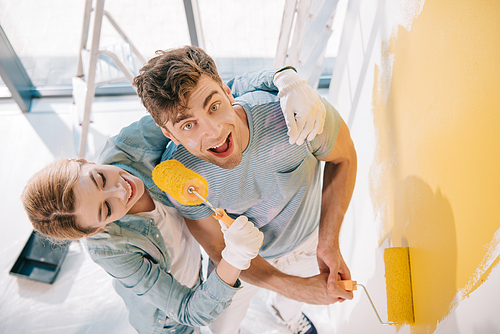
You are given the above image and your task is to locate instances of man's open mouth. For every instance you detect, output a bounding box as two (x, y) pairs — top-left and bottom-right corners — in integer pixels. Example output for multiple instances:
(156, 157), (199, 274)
(209, 134), (231, 154)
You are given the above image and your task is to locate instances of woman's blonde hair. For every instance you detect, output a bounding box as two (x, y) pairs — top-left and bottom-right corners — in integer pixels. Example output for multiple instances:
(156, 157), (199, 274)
(21, 158), (96, 240)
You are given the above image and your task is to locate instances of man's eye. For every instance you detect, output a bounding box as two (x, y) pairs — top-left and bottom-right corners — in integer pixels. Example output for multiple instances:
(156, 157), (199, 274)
(98, 172), (106, 188)
(210, 103), (219, 112)
(105, 201), (111, 218)
(183, 123), (194, 130)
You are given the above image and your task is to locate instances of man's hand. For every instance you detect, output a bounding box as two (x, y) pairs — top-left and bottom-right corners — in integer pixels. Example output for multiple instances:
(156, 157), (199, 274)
(274, 273), (353, 305)
(273, 69), (326, 145)
(317, 241), (353, 302)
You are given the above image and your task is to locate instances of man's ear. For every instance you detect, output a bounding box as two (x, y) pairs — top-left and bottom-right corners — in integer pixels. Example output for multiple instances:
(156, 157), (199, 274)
(156, 123), (180, 145)
(222, 82), (235, 104)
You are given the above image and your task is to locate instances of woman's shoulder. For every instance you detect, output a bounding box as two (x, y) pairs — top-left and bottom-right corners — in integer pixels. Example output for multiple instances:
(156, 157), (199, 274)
(84, 218), (151, 255)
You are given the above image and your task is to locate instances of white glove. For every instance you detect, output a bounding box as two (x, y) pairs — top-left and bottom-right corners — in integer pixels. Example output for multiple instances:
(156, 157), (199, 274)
(219, 215), (264, 270)
(273, 69), (326, 145)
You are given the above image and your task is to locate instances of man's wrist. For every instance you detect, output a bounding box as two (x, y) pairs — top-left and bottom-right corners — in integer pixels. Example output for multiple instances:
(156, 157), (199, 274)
(273, 69), (307, 97)
(274, 65), (297, 75)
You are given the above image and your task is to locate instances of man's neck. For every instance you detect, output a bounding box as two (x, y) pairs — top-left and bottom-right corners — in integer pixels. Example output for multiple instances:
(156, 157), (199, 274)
(233, 104), (250, 152)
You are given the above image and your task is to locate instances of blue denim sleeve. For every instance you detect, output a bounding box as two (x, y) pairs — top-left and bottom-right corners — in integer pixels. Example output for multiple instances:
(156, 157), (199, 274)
(98, 115), (168, 171)
(226, 68), (280, 98)
(88, 238), (240, 327)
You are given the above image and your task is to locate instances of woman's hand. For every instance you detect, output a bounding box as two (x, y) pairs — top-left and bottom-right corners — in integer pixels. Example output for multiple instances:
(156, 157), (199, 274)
(219, 215), (264, 270)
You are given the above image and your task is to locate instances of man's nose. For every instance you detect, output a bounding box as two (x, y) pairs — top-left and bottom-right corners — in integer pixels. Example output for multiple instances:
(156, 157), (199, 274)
(200, 118), (223, 137)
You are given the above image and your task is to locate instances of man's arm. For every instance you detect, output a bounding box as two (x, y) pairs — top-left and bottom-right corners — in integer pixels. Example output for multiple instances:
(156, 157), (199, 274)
(317, 117), (357, 298)
(184, 216), (352, 304)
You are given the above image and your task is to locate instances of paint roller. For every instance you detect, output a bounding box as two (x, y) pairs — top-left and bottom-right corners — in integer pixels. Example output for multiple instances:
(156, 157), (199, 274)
(152, 159), (234, 227)
(338, 247), (415, 325)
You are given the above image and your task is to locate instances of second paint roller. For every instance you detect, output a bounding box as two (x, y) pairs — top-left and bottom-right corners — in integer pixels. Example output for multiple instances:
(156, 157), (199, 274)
(152, 159), (235, 227)
(339, 247), (415, 325)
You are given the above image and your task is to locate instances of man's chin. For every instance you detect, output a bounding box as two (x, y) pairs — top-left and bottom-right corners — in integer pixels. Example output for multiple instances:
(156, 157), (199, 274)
(206, 153), (241, 170)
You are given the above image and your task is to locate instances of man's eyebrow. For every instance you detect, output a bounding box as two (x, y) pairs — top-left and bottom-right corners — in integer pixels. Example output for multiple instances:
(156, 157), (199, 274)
(88, 172), (103, 223)
(203, 90), (219, 109)
(173, 112), (192, 125)
(171, 90), (219, 125)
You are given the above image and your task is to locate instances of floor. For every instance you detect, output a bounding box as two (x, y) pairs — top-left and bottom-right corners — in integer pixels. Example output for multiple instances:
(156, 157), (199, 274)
(0, 93), (335, 334)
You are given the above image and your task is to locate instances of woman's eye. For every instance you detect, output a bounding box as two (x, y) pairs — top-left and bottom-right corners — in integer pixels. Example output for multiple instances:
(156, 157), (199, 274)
(105, 201), (111, 218)
(210, 103), (219, 112)
(183, 123), (194, 130)
(98, 172), (106, 188)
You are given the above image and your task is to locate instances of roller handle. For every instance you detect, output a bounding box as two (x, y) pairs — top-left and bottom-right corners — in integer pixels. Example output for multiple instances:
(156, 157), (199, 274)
(337, 280), (392, 325)
(337, 279), (357, 291)
(212, 207), (235, 227)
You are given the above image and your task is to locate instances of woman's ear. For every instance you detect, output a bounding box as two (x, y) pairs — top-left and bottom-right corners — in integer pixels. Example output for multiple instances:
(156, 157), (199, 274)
(84, 227), (101, 238)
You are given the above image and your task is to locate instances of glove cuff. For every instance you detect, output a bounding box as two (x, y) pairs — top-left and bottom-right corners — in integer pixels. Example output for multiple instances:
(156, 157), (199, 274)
(274, 70), (308, 98)
(222, 248), (251, 271)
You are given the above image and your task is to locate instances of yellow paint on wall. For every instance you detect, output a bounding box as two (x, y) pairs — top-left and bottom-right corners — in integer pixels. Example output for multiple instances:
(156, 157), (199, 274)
(370, 0), (500, 333)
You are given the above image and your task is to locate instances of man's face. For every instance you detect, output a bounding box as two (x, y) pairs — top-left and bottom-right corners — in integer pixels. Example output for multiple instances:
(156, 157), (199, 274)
(161, 76), (249, 169)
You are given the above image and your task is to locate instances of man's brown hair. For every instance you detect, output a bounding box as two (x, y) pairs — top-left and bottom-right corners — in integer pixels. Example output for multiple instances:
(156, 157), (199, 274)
(134, 45), (223, 127)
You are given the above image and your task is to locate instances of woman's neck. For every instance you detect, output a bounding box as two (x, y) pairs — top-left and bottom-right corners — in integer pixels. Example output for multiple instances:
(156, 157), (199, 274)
(128, 189), (155, 214)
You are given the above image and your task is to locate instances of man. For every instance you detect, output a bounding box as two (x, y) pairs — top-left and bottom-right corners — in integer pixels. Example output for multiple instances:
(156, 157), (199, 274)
(134, 46), (357, 334)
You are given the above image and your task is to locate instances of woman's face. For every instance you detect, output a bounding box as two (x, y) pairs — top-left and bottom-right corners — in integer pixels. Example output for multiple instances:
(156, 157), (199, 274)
(73, 163), (146, 232)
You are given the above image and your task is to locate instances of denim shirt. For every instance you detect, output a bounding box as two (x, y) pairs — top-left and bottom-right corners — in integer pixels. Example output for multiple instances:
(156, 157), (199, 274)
(85, 69), (281, 334)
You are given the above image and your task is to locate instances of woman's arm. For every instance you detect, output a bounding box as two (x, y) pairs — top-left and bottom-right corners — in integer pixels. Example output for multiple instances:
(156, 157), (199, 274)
(86, 235), (238, 327)
(85, 215), (262, 327)
(225, 68), (279, 97)
(215, 259), (240, 286)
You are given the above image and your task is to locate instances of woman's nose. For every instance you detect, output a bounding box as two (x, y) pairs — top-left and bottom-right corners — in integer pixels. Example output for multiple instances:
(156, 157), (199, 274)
(107, 183), (127, 200)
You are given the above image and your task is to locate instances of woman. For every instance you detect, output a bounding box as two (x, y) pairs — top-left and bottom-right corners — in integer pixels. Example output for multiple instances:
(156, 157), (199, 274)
(22, 156), (262, 334)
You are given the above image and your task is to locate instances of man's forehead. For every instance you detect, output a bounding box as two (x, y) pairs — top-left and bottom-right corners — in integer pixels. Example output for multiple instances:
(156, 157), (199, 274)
(192, 76), (224, 99)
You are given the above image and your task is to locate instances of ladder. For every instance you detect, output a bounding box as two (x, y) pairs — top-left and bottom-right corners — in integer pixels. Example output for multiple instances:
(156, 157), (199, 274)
(275, 0), (339, 89)
(74, 0), (146, 158)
